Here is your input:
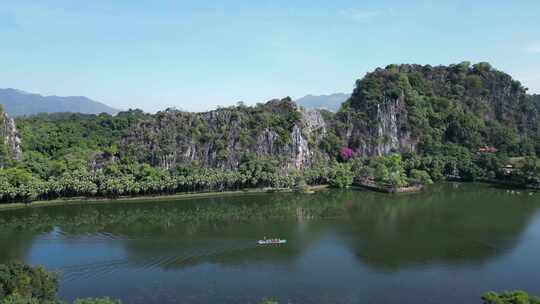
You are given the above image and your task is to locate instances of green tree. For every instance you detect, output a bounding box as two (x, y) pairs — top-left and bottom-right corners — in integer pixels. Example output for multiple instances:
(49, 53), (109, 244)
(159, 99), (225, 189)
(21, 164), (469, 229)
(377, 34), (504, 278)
(409, 169), (433, 185)
(482, 291), (540, 304)
(0, 263), (59, 302)
(328, 162), (353, 188)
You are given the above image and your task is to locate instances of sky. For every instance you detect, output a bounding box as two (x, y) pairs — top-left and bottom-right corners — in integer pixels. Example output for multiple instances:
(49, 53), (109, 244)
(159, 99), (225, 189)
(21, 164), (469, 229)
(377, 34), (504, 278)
(1, 0), (539, 113)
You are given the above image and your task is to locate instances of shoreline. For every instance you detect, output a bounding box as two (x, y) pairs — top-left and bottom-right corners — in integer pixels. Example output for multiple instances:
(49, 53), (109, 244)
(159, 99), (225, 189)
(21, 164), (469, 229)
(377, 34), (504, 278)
(1, 179), (537, 212)
(354, 182), (425, 194)
(0, 185), (330, 212)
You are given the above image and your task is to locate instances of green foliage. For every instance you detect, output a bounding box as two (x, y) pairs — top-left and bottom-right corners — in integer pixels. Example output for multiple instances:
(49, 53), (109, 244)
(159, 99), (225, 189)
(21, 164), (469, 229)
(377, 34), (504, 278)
(370, 154), (409, 187)
(1, 63), (539, 204)
(482, 291), (540, 304)
(0, 294), (62, 304)
(506, 157), (540, 188)
(0, 262), (59, 302)
(0, 158), (333, 203)
(12, 110), (146, 186)
(409, 169), (433, 185)
(343, 63), (539, 158)
(0, 263), (122, 304)
(328, 162), (353, 188)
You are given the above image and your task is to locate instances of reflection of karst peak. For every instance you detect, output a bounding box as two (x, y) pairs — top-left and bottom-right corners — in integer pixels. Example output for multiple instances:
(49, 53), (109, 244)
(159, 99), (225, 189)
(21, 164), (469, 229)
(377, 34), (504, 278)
(0, 183), (538, 276)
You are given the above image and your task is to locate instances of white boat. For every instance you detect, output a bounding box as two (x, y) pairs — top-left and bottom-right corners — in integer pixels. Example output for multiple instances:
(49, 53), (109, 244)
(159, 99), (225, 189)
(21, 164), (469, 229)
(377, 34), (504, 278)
(257, 239), (287, 245)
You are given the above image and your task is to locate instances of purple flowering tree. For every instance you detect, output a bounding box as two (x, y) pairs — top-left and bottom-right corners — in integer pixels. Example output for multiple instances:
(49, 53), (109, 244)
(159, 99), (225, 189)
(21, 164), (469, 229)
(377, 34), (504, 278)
(340, 147), (354, 161)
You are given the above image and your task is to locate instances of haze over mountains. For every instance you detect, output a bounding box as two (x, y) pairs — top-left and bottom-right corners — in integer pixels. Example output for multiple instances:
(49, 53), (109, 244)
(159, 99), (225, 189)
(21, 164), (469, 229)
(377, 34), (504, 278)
(295, 93), (350, 112)
(0, 88), (119, 116)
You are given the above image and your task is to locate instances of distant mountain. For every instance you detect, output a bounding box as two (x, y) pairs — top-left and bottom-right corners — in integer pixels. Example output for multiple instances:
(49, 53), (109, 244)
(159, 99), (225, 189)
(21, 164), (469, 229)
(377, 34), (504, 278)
(0, 88), (119, 116)
(295, 93), (350, 112)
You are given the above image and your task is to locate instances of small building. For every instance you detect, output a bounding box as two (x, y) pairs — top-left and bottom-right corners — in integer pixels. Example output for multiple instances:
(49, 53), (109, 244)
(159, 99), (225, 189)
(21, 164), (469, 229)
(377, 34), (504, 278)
(478, 146), (498, 153)
(502, 164), (514, 175)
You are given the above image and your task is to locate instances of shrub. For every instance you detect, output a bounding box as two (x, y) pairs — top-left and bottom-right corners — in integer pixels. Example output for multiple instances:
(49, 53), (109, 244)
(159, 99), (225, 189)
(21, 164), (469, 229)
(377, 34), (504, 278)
(328, 163), (354, 188)
(0, 294), (62, 304)
(482, 291), (540, 304)
(409, 169), (433, 185)
(0, 262), (59, 302)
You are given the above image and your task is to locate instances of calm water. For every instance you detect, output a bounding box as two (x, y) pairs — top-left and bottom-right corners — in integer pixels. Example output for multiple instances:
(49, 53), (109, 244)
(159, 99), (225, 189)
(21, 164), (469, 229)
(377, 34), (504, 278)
(1, 183), (539, 304)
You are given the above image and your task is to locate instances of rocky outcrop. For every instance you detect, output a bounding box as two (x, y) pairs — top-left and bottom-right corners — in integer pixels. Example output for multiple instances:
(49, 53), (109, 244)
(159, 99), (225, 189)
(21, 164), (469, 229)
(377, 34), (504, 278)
(121, 98), (329, 170)
(0, 111), (22, 161)
(337, 62), (540, 156)
(339, 92), (416, 156)
(117, 62), (540, 169)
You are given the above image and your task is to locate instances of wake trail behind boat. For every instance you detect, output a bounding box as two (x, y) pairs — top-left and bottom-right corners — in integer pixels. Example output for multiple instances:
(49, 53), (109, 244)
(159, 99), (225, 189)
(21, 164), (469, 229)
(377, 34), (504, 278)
(60, 239), (258, 284)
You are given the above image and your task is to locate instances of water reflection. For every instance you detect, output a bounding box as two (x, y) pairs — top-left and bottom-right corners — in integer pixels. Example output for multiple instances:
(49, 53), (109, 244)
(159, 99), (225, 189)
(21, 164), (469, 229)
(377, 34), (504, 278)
(0, 183), (539, 303)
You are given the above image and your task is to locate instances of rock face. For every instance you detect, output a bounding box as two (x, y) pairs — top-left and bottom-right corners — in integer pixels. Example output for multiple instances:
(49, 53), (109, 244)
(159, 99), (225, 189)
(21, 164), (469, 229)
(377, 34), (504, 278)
(119, 63), (540, 169)
(0, 111), (22, 161)
(337, 92), (416, 156)
(336, 62), (540, 156)
(121, 98), (329, 170)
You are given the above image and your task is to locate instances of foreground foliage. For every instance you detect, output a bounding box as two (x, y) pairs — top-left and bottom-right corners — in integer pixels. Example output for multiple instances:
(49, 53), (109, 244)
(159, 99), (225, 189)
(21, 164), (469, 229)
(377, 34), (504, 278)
(482, 291), (540, 304)
(0, 263), (119, 304)
(0, 262), (58, 302)
(0, 262), (538, 304)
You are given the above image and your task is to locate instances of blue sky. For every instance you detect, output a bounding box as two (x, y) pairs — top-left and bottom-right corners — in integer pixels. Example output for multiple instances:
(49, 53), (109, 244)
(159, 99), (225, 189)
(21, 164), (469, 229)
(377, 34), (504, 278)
(1, 0), (539, 112)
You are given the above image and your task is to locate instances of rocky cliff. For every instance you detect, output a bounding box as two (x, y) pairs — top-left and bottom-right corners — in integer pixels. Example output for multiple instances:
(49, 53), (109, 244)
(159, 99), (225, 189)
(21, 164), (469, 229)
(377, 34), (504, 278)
(120, 63), (540, 170)
(121, 98), (329, 171)
(334, 62), (540, 156)
(13, 62), (537, 173)
(0, 110), (22, 161)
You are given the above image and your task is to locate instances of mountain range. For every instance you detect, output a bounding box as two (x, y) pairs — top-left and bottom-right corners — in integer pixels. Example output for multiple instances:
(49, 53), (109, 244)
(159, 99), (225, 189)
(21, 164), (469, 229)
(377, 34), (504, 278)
(0, 88), (119, 116)
(295, 93), (350, 112)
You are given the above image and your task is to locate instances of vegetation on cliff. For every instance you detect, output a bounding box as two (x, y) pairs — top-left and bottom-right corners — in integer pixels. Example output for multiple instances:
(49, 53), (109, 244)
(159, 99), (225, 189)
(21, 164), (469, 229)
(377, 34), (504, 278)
(0, 63), (539, 204)
(120, 97), (319, 169)
(338, 62), (540, 156)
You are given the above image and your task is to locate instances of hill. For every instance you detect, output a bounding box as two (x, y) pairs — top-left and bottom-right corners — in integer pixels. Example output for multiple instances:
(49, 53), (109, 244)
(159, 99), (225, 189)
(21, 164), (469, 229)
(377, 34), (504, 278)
(12, 62), (540, 170)
(1, 62), (539, 203)
(332, 62), (540, 157)
(0, 88), (119, 116)
(295, 93), (349, 112)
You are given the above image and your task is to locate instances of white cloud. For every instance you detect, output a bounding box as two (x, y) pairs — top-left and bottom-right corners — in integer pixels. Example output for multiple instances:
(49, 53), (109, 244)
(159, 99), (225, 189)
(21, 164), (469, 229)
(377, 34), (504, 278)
(525, 44), (540, 54)
(340, 8), (380, 23)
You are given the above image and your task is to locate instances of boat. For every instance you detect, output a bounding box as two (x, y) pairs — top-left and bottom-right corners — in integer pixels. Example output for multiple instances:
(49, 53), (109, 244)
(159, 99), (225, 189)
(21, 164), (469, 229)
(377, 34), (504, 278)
(257, 239), (287, 245)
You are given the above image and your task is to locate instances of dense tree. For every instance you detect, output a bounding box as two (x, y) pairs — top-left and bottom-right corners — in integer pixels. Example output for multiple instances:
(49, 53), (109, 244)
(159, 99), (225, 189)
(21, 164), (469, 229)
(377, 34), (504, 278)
(0, 262), (59, 302)
(327, 162), (354, 188)
(0, 263), (122, 304)
(482, 291), (540, 304)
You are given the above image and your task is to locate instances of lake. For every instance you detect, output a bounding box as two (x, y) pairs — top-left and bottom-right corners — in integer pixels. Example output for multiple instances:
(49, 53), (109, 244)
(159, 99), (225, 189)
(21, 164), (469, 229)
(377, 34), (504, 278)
(1, 183), (539, 304)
